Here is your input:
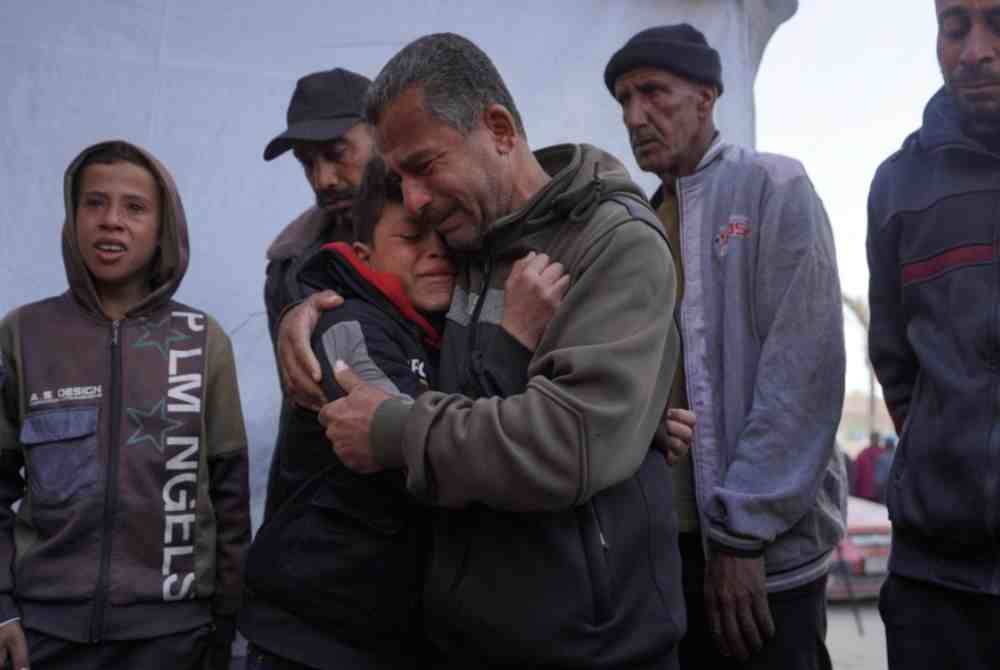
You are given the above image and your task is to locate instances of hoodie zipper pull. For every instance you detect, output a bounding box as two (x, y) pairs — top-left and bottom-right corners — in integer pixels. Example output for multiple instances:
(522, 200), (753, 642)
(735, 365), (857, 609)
(111, 320), (120, 347)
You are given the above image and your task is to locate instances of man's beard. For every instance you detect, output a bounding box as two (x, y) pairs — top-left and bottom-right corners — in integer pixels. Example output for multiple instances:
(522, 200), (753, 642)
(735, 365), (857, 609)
(315, 186), (357, 212)
(947, 65), (1000, 138)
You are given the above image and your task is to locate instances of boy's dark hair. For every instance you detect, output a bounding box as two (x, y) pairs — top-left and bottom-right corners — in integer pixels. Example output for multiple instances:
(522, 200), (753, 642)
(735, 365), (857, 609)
(351, 156), (404, 245)
(71, 141), (163, 212)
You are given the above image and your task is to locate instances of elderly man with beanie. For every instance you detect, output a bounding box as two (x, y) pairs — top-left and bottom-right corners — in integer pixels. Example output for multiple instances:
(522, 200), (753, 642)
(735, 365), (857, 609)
(240, 67), (377, 669)
(605, 24), (847, 670)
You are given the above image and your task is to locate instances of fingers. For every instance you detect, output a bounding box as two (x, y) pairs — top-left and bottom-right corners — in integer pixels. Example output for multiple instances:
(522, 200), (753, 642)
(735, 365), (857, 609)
(552, 273), (571, 298)
(312, 289), (344, 310)
(667, 408), (696, 430)
(664, 437), (687, 465)
(722, 600), (749, 660)
(753, 591), (776, 641)
(736, 596), (763, 659)
(664, 417), (694, 443)
(10, 628), (28, 670)
(277, 298), (329, 411)
(333, 360), (364, 394)
(704, 588), (728, 657)
(317, 400), (335, 428)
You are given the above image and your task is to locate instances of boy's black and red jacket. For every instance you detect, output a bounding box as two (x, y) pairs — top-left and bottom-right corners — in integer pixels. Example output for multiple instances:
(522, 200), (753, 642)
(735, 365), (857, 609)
(241, 242), (532, 668)
(0, 141), (250, 643)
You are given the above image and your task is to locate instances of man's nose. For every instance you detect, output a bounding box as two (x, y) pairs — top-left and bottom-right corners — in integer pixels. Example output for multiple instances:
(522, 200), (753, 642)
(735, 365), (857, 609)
(961, 23), (997, 68)
(312, 158), (340, 191)
(622, 98), (647, 130)
(402, 177), (432, 218)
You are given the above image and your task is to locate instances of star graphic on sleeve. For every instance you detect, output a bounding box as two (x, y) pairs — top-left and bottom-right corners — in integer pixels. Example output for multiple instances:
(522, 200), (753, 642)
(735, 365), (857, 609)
(132, 315), (190, 359)
(126, 399), (184, 454)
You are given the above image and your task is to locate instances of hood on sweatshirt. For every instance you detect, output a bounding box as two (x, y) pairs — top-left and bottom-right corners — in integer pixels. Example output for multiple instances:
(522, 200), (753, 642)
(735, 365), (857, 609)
(484, 144), (647, 257)
(61, 140), (189, 319)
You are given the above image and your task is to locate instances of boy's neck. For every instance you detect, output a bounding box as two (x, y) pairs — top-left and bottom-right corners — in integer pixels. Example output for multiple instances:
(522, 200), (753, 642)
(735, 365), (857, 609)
(97, 283), (149, 320)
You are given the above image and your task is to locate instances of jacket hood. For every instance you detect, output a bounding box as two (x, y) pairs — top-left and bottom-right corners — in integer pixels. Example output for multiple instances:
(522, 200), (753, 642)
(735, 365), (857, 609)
(918, 86), (994, 154)
(486, 144), (646, 253)
(302, 242), (442, 348)
(266, 206), (347, 262)
(62, 140), (189, 318)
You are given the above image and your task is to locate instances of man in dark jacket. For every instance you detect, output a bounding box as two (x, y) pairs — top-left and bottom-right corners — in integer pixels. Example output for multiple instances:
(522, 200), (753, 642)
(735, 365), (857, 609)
(245, 157), (565, 669)
(241, 66), (375, 668)
(868, 2), (1000, 668)
(287, 33), (683, 668)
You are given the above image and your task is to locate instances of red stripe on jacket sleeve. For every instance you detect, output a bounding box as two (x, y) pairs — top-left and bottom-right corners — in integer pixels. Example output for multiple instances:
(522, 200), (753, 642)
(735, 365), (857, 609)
(901, 244), (994, 286)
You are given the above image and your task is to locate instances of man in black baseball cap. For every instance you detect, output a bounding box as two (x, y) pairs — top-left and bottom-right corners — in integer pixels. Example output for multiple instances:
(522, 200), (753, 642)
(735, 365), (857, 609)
(240, 67), (377, 670)
(261, 67), (375, 341)
(605, 24), (845, 670)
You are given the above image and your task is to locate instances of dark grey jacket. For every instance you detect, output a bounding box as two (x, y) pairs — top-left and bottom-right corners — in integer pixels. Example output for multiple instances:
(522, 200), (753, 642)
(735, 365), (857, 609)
(868, 87), (1000, 594)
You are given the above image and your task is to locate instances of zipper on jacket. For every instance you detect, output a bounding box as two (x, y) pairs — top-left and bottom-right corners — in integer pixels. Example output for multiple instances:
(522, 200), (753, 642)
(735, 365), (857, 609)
(990, 233), (1000, 554)
(90, 319), (122, 642)
(674, 177), (709, 553)
(468, 254), (494, 350)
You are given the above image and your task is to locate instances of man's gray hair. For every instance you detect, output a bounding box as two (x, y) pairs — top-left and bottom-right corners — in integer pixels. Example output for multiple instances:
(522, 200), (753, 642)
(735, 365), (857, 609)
(365, 33), (526, 138)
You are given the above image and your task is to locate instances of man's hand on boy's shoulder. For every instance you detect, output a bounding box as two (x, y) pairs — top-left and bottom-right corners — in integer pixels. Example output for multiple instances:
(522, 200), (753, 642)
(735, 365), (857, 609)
(0, 619), (29, 670)
(277, 290), (344, 411)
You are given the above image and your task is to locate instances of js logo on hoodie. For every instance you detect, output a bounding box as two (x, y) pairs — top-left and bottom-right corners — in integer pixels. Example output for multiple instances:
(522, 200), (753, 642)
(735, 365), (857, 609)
(714, 215), (752, 257)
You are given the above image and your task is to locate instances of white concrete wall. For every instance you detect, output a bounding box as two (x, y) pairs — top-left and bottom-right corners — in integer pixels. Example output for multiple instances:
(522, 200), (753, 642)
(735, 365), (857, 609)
(0, 0), (796, 525)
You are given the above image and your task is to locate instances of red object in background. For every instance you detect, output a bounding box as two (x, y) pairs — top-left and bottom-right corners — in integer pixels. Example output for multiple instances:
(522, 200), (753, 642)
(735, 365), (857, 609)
(827, 496), (892, 601)
(853, 445), (883, 501)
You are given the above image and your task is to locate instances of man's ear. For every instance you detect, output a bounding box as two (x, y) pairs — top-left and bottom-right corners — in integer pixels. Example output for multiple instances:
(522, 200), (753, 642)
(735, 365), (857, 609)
(352, 241), (373, 264)
(696, 85), (718, 120)
(482, 104), (518, 155)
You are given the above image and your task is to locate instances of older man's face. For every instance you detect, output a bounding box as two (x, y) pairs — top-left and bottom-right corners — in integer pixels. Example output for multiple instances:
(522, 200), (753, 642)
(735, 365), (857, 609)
(376, 87), (510, 253)
(937, 0), (1000, 126)
(613, 66), (711, 180)
(293, 122), (375, 213)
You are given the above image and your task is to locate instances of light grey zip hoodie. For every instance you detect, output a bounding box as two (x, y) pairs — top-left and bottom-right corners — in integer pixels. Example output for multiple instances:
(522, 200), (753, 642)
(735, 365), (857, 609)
(654, 137), (847, 592)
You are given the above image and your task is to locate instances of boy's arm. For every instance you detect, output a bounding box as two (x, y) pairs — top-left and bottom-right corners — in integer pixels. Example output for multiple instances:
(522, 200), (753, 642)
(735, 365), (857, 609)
(312, 303), (430, 406)
(203, 319), (250, 662)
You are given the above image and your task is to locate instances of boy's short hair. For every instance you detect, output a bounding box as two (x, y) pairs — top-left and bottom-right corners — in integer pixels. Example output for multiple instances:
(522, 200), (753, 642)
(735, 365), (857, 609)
(351, 156), (404, 245)
(71, 141), (163, 212)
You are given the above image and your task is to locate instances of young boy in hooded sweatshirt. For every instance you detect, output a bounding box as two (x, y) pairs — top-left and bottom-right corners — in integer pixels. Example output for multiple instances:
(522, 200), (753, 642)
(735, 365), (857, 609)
(0, 140), (250, 669)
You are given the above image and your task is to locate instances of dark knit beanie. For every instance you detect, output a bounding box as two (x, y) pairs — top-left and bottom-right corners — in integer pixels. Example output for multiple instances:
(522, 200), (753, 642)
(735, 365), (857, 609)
(604, 24), (724, 96)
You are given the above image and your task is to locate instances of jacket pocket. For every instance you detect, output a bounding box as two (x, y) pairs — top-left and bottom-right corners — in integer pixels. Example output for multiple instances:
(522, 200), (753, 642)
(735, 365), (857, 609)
(20, 406), (100, 506)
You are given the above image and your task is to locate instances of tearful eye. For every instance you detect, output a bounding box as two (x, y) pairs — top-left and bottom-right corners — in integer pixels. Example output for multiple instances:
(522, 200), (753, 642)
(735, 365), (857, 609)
(940, 13), (970, 39)
(988, 12), (1000, 37)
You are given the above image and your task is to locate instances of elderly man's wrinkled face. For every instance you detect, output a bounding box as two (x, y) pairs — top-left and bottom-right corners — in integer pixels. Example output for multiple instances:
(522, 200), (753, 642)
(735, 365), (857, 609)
(614, 66), (713, 180)
(937, 0), (1000, 127)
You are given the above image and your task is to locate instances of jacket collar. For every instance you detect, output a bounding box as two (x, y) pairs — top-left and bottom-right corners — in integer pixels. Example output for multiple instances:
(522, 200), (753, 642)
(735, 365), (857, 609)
(918, 86), (1000, 156)
(650, 133), (726, 209)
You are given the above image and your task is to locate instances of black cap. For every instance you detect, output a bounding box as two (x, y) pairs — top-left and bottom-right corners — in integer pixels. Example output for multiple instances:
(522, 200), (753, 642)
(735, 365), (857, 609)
(604, 24), (723, 96)
(263, 68), (372, 161)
